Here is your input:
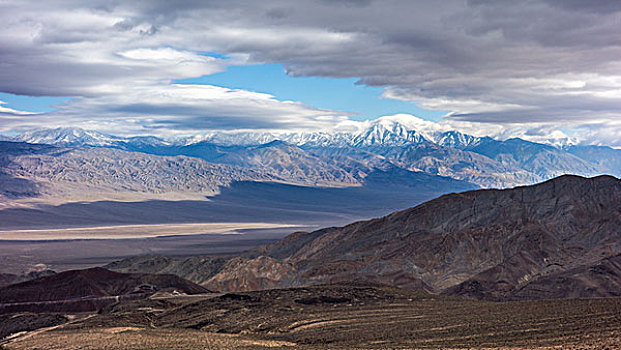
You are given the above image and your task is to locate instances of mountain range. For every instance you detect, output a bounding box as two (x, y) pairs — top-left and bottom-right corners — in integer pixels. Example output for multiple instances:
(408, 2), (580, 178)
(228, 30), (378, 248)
(1, 115), (619, 227)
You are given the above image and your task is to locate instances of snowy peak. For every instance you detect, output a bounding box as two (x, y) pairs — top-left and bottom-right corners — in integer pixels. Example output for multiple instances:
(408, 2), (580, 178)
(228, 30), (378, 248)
(436, 131), (481, 149)
(14, 127), (123, 147)
(280, 131), (353, 148)
(179, 117), (433, 148)
(1, 120), (617, 190)
(183, 131), (279, 146)
(353, 121), (428, 146)
(371, 114), (435, 130)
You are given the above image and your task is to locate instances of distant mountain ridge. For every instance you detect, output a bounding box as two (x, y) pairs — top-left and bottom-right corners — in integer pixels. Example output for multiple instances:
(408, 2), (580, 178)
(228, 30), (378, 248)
(5, 115), (618, 190)
(0, 140), (479, 236)
(2, 115), (619, 219)
(6, 114), (596, 150)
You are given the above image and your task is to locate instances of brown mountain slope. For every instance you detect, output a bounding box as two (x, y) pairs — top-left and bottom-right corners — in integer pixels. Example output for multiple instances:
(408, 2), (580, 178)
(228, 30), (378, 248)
(0, 267), (209, 304)
(442, 253), (621, 301)
(197, 175), (620, 298)
(104, 255), (229, 286)
(105, 175), (620, 299)
(508, 253), (621, 300)
(0, 270), (55, 287)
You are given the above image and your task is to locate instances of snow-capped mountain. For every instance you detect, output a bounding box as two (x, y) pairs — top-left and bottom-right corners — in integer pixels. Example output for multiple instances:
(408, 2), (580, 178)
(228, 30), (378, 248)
(1, 116), (617, 234)
(435, 130), (482, 149)
(350, 118), (429, 147)
(183, 131), (279, 147)
(3, 114), (617, 190)
(3, 115), (474, 149)
(181, 115), (432, 148)
(11, 127), (125, 147)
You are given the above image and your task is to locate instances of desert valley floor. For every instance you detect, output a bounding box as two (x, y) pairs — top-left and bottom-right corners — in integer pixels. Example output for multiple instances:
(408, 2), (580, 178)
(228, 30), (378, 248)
(0, 226), (302, 274)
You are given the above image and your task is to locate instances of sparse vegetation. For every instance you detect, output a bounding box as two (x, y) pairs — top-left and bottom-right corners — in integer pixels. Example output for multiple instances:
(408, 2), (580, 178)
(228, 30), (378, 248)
(4, 284), (619, 349)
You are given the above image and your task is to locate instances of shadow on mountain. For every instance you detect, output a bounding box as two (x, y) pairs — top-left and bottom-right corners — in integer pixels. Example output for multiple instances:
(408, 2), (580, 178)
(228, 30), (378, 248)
(207, 167), (476, 213)
(0, 172), (40, 199)
(0, 168), (476, 229)
(0, 142), (58, 199)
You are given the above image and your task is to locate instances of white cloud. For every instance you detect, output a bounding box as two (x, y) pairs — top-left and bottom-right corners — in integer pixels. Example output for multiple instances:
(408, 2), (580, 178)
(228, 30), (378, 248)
(0, 84), (349, 136)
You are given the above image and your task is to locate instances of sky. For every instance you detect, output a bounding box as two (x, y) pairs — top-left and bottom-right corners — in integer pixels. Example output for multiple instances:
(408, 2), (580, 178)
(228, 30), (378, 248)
(0, 0), (619, 146)
(175, 63), (448, 121)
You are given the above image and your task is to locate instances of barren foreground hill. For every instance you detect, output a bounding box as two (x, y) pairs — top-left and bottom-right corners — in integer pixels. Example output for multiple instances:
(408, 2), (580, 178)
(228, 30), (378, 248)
(0, 267), (209, 315)
(2, 283), (621, 349)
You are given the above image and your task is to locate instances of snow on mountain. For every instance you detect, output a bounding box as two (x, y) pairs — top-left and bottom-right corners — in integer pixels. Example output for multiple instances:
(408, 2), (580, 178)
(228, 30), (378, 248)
(12, 127), (125, 147)
(3, 114), (616, 189)
(350, 117), (429, 146)
(0, 114), (587, 151)
(5, 115), (454, 149)
(183, 131), (279, 146)
(182, 115), (435, 148)
(124, 136), (173, 147)
(435, 131), (481, 149)
(280, 131), (354, 147)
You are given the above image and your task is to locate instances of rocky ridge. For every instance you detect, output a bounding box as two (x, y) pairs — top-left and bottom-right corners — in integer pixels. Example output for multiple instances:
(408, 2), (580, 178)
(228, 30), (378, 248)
(108, 175), (621, 300)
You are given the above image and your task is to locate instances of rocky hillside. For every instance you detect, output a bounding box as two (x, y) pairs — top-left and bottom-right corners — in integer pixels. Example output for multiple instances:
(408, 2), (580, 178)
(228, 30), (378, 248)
(109, 175), (621, 300)
(0, 142), (252, 204)
(2, 144), (256, 202)
(0, 270), (56, 287)
(252, 175), (621, 299)
(0, 267), (208, 304)
(1, 140), (477, 208)
(209, 140), (359, 186)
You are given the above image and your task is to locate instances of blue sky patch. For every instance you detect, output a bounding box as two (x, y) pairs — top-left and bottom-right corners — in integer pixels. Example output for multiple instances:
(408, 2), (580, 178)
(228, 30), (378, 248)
(175, 64), (447, 121)
(0, 93), (69, 113)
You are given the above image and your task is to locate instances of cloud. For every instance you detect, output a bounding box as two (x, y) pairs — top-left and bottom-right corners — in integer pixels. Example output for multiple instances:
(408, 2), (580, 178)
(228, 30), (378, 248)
(0, 84), (349, 136)
(0, 0), (619, 145)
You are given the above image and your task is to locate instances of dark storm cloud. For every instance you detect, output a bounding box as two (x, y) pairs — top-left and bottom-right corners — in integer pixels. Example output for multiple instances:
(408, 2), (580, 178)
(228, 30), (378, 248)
(544, 0), (621, 13)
